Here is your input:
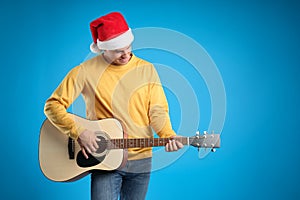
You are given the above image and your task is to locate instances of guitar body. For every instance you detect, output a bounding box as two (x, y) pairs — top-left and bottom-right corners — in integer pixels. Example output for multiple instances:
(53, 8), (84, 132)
(39, 114), (126, 182)
(39, 114), (221, 182)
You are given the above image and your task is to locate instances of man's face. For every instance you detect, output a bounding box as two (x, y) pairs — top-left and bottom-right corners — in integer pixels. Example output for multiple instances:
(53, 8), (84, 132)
(103, 45), (132, 65)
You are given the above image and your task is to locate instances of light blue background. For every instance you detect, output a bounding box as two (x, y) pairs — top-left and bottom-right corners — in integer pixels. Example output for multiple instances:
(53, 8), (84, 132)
(1, 0), (299, 199)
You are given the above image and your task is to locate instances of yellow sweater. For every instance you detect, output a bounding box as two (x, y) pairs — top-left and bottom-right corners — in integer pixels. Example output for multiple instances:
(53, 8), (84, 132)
(44, 54), (176, 160)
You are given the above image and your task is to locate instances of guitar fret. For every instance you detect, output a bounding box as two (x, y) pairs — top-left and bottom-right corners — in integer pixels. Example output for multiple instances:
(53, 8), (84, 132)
(109, 137), (190, 149)
(120, 140), (124, 148)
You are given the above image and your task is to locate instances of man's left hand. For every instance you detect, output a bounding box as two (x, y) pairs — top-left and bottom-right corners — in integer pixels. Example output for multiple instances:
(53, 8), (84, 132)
(165, 137), (184, 152)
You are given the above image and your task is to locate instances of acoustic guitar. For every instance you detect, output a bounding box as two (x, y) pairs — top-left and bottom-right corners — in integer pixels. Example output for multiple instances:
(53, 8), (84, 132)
(39, 114), (220, 182)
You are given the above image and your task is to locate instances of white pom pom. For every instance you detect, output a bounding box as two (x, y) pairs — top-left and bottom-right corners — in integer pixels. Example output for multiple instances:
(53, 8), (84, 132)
(90, 42), (101, 54)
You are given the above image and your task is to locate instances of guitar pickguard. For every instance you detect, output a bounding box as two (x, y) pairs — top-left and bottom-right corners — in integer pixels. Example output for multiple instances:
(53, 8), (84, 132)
(76, 151), (102, 168)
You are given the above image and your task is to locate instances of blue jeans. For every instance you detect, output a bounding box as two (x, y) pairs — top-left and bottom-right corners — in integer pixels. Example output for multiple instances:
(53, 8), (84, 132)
(91, 157), (151, 200)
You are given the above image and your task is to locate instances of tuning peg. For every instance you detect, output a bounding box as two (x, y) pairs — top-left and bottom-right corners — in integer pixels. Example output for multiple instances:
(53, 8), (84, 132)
(196, 131), (200, 140)
(210, 142), (216, 152)
(195, 131), (200, 151)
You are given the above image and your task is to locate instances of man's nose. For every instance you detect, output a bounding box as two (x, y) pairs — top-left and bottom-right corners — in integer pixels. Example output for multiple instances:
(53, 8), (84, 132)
(121, 50), (130, 57)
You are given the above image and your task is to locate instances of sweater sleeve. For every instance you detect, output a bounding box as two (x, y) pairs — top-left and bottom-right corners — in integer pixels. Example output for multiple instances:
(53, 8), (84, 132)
(148, 67), (176, 138)
(44, 65), (86, 140)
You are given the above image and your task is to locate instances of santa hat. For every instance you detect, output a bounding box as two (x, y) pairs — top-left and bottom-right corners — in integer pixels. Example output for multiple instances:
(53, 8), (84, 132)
(89, 12), (134, 53)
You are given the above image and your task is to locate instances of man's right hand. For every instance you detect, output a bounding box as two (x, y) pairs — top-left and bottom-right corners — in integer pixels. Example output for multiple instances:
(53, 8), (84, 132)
(77, 130), (100, 159)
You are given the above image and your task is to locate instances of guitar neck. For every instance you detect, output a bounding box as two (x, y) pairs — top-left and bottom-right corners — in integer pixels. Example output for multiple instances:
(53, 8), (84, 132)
(108, 137), (189, 149)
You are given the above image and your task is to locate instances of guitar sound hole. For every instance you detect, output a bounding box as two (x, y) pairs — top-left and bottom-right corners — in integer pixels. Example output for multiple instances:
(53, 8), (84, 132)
(91, 131), (110, 159)
(95, 135), (108, 156)
(76, 131), (110, 168)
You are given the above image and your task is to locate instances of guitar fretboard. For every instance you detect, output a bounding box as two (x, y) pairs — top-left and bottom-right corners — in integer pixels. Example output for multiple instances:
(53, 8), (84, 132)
(107, 137), (190, 149)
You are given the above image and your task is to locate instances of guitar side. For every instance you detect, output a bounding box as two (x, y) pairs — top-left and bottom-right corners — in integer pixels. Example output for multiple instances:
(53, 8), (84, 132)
(38, 114), (126, 182)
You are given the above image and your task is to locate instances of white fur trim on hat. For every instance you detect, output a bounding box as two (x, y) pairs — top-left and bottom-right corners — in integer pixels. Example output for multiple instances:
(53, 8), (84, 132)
(90, 29), (134, 53)
(98, 28), (134, 50)
(90, 42), (102, 54)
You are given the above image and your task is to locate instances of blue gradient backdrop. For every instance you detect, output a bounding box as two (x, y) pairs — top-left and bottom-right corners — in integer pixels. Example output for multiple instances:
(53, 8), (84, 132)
(1, 0), (299, 199)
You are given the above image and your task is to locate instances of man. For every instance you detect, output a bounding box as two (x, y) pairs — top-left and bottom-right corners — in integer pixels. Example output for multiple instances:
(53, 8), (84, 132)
(44, 12), (183, 200)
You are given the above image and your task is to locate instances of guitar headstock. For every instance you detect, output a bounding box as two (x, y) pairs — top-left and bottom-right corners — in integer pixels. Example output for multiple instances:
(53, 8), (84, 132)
(189, 131), (220, 151)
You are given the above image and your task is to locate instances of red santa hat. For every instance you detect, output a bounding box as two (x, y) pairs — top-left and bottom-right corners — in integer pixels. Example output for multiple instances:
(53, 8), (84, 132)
(90, 12), (134, 53)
